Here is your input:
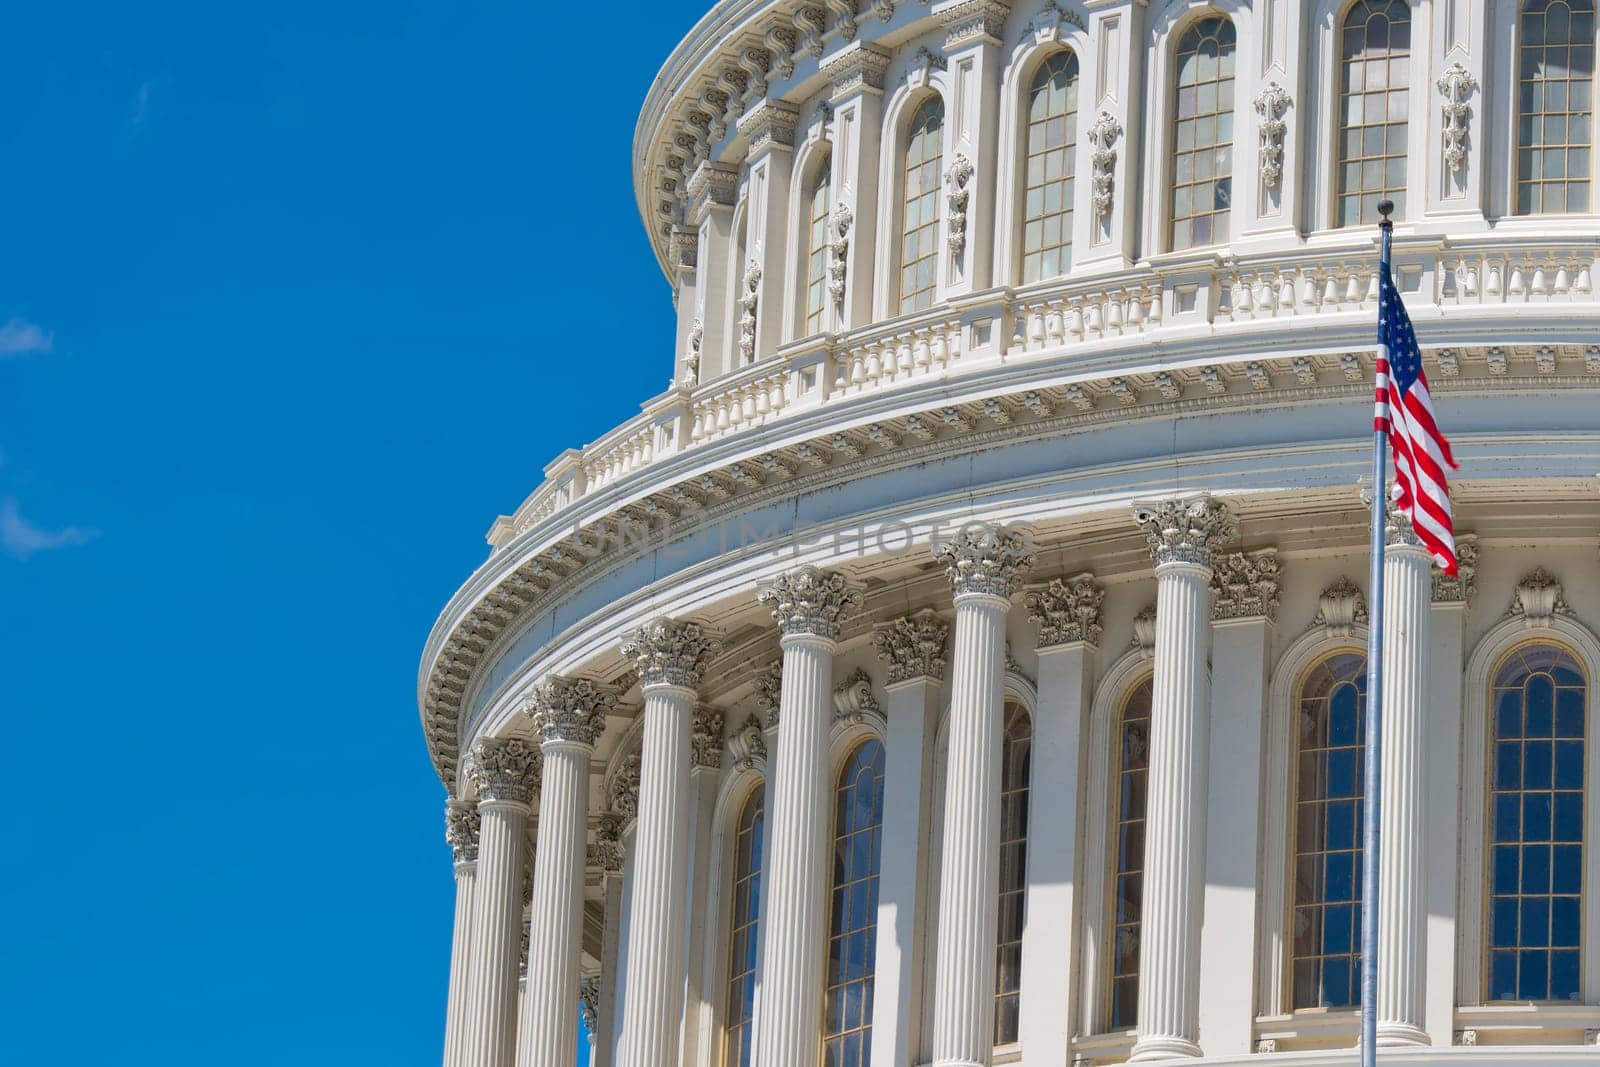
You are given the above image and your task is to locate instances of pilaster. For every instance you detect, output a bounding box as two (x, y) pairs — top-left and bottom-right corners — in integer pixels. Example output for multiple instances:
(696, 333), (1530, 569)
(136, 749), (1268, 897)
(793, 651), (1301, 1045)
(822, 42), (890, 333)
(687, 163), (739, 382)
(1426, 0), (1489, 224)
(443, 800), (481, 1067)
(738, 100), (800, 364)
(933, 2), (1010, 296)
(1074, 0), (1147, 273)
(678, 707), (726, 1067)
(1235, 0), (1308, 243)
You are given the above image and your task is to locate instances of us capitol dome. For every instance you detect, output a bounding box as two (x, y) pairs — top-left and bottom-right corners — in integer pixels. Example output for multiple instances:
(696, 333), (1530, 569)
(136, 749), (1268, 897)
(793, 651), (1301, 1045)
(421, 3), (1600, 1067)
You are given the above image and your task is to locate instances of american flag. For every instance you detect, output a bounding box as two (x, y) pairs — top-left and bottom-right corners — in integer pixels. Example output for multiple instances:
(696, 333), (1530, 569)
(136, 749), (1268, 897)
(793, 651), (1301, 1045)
(1375, 262), (1459, 575)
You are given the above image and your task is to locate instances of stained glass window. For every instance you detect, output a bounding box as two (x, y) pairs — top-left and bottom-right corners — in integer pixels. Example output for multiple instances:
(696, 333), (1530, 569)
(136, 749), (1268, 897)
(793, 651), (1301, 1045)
(1337, 0), (1412, 226)
(1517, 0), (1595, 214)
(1021, 52), (1079, 282)
(1169, 17), (1236, 250)
(824, 739), (885, 1067)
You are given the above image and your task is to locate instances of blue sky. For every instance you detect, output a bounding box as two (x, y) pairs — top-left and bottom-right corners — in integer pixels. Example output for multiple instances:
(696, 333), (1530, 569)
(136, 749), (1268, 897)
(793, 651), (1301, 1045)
(1, 3), (703, 1062)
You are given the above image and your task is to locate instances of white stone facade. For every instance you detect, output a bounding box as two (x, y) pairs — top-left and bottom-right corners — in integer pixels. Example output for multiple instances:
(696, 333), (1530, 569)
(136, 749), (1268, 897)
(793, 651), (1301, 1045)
(422, 3), (1600, 1066)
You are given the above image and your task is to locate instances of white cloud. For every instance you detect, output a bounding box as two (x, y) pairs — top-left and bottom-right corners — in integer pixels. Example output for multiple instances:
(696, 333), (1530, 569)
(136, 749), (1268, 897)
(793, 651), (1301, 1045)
(0, 317), (53, 357)
(0, 497), (97, 560)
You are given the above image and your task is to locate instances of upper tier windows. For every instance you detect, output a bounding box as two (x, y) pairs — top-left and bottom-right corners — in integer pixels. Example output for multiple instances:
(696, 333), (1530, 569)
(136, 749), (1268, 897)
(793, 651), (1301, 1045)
(1169, 17), (1236, 251)
(1020, 51), (1080, 283)
(899, 97), (945, 315)
(1337, 0), (1412, 226)
(1517, 0), (1596, 215)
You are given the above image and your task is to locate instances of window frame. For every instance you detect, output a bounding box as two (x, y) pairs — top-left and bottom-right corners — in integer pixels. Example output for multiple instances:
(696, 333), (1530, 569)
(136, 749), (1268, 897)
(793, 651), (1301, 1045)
(895, 94), (947, 317)
(1512, 0), (1598, 216)
(1165, 13), (1239, 252)
(822, 735), (887, 1067)
(1016, 48), (1082, 283)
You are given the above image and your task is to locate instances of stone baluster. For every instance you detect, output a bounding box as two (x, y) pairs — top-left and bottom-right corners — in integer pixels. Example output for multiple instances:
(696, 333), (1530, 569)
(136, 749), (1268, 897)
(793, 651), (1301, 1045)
(517, 678), (616, 1067)
(1129, 495), (1237, 1061)
(930, 524), (1034, 1067)
(443, 800), (481, 1067)
(615, 619), (720, 1067)
(463, 738), (541, 1067)
(754, 567), (863, 1067)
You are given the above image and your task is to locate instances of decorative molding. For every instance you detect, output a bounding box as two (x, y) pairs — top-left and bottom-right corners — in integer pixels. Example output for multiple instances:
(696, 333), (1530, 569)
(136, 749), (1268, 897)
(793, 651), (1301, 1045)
(937, 0), (1013, 49)
(1313, 577), (1368, 637)
(525, 675), (615, 747)
(873, 609), (951, 683)
(793, 6), (827, 60)
(579, 977), (599, 1041)
(1087, 111), (1122, 216)
(588, 812), (624, 875)
(1133, 494), (1237, 568)
(607, 754), (641, 822)
(445, 800), (480, 864)
(1454, 1030), (1477, 1046)
(822, 41), (892, 98)
(738, 99), (800, 155)
(1025, 571), (1105, 647)
(759, 565), (863, 640)
(1431, 534), (1477, 604)
(1254, 1039), (1277, 1054)
(683, 319), (704, 385)
(1436, 61), (1478, 174)
(944, 152), (975, 257)
(1253, 81), (1291, 190)
(1023, 0), (1086, 43)
(764, 24), (798, 82)
(738, 259), (761, 364)
(1505, 567), (1573, 627)
(904, 46), (948, 90)
(934, 523), (1035, 599)
(465, 737), (541, 805)
(621, 616), (720, 689)
(691, 706), (725, 769)
(728, 716), (768, 771)
(1131, 603), (1157, 657)
(753, 661), (783, 730)
(824, 0), (857, 42)
(828, 202), (853, 305)
(833, 667), (883, 725)
(1210, 548), (1281, 621)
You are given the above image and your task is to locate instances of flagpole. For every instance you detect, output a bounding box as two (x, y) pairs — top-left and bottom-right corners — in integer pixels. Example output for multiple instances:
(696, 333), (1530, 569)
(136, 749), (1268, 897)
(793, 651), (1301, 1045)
(1359, 198), (1394, 1067)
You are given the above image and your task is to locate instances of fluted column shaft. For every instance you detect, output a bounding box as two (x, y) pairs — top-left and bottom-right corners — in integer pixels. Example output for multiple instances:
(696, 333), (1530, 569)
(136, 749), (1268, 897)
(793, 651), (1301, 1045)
(616, 684), (694, 1067)
(466, 798), (532, 1067)
(444, 858), (478, 1067)
(931, 591), (1010, 1067)
(517, 741), (592, 1067)
(1377, 541), (1432, 1045)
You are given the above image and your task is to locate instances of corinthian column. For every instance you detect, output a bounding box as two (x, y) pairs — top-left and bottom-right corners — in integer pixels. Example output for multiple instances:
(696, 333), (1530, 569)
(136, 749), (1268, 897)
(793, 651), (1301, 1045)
(929, 524), (1033, 1067)
(754, 566), (862, 1067)
(1129, 495), (1236, 1061)
(463, 738), (540, 1067)
(1376, 507), (1432, 1046)
(443, 800), (481, 1067)
(517, 678), (615, 1067)
(615, 618), (720, 1067)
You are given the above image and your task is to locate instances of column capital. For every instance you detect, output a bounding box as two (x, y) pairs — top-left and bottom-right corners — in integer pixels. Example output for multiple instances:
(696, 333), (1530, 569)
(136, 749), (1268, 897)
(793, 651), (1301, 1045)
(1025, 572), (1105, 648)
(737, 99), (800, 157)
(607, 754), (642, 823)
(754, 660), (784, 730)
(759, 565), (864, 640)
(934, 523), (1035, 600)
(466, 737), (542, 806)
(935, 0), (1012, 48)
(588, 812), (625, 876)
(687, 161), (739, 223)
(1133, 494), (1237, 569)
(873, 609), (951, 685)
(445, 799), (481, 865)
(525, 676), (616, 749)
(622, 617), (721, 690)
(822, 40), (891, 100)
(579, 977), (600, 1044)
(1209, 548), (1281, 622)
(1431, 535), (1478, 605)
(691, 706), (726, 770)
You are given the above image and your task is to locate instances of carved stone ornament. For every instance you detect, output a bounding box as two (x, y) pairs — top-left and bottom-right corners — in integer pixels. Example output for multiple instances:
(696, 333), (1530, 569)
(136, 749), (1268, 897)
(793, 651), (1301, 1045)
(1313, 577), (1368, 637)
(1025, 572), (1105, 648)
(758, 565), (864, 640)
(828, 202), (852, 306)
(608, 754), (642, 822)
(1210, 548), (1281, 621)
(526, 676), (616, 748)
(466, 736), (541, 805)
(833, 668), (883, 725)
(1133, 495), (1237, 568)
(1023, 0), (1086, 42)
(944, 152), (975, 256)
(1255, 1039), (1278, 1054)
(1432, 535), (1478, 604)
(793, 5), (827, 60)
(622, 617), (721, 690)
(579, 977), (600, 1041)
(1436, 61), (1478, 174)
(729, 717), (768, 771)
(1506, 567), (1573, 627)
(738, 259), (762, 364)
(1383, 496), (1425, 549)
(1455, 1030), (1478, 1047)
(445, 800), (481, 864)
(1253, 81), (1291, 190)
(938, 0), (1013, 49)
(1087, 111), (1123, 216)
(935, 523), (1035, 599)
(682, 318), (703, 385)
(753, 661), (783, 730)
(1131, 604), (1158, 657)
(873, 609), (951, 683)
(587, 812), (624, 875)
(691, 706), (726, 769)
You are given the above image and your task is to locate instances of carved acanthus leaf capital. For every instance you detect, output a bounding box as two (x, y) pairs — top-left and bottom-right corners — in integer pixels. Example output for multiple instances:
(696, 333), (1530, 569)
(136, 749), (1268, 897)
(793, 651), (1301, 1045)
(1210, 548), (1281, 621)
(607, 754), (642, 822)
(873, 610), (950, 683)
(1506, 567), (1573, 627)
(466, 736), (542, 806)
(1133, 495), (1237, 568)
(1432, 535), (1478, 604)
(753, 661), (783, 730)
(622, 617), (721, 690)
(1313, 577), (1368, 637)
(934, 523), (1035, 600)
(526, 676), (616, 748)
(737, 99), (800, 155)
(833, 668), (883, 726)
(445, 800), (481, 864)
(691, 706), (726, 769)
(759, 566), (863, 639)
(1025, 572), (1105, 648)
(579, 977), (600, 1040)
(588, 812), (625, 875)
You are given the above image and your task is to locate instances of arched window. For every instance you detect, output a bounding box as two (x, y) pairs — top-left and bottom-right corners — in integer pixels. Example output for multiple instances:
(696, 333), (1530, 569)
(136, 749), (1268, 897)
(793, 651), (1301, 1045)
(1169, 16), (1236, 250)
(825, 739), (886, 1067)
(1487, 643), (1586, 1002)
(804, 155), (833, 335)
(1289, 651), (1368, 1009)
(1021, 52), (1080, 282)
(723, 785), (765, 1067)
(1336, 0), (1411, 226)
(1516, 0), (1595, 215)
(899, 97), (945, 315)
(1109, 676), (1153, 1029)
(995, 701), (1032, 1044)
